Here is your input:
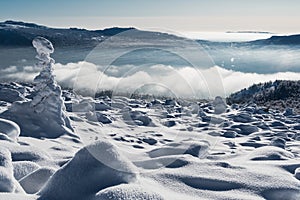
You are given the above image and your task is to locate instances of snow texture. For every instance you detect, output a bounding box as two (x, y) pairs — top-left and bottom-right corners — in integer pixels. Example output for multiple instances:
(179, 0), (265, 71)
(0, 148), (24, 193)
(13, 161), (40, 180)
(38, 140), (137, 200)
(19, 167), (55, 194)
(0, 37), (300, 199)
(0, 118), (20, 142)
(0, 37), (74, 138)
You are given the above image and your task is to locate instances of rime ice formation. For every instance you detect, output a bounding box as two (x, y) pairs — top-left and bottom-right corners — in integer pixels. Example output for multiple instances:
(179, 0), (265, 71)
(1, 37), (74, 138)
(30, 36), (59, 112)
(29, 37), (73, 133)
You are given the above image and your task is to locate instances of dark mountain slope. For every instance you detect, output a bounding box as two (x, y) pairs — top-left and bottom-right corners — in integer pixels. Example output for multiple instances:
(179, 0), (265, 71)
(0, 20), (135, 47)
(227, 80), (300, 113)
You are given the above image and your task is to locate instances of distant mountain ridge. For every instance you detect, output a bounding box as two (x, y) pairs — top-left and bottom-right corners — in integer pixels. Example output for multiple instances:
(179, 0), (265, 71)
(0, 20), (136, 46)
(0, 20), (184, 68)
(253, 34), (300, 45)
(2, 20), (300, 47)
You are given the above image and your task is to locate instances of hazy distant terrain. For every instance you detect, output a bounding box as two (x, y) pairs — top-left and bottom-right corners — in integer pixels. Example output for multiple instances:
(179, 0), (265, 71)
(1, 20), (300, 74)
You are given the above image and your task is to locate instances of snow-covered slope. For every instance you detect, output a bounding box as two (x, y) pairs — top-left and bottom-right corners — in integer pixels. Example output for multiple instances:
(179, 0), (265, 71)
(0, 83), (300, 199)
(0, 37), (299, 200)
(227, 80), (300, 113)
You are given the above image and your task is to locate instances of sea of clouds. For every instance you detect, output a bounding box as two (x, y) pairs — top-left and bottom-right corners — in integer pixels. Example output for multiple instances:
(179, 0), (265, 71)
(1, 61), (300, 99)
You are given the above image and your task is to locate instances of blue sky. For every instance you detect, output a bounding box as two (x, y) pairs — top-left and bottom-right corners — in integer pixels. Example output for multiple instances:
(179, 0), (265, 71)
(1, 0), (299, 33)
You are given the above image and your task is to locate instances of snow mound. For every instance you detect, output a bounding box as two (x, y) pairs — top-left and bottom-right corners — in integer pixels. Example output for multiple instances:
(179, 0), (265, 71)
(248, 146), (294, 160)
(283, 107), (294, 116)
(262, 189), (300, 200)
(0, 88), (24, 103)
(0, 142), (52, 165)
(134, 155), (190, 169)
(230, 124), (259, 135)
(86, 111), (113, 124)
(95, 101), (111, 111)
(68, 98), (94, 112)
(230, 112), (254, 123)
(222, 131), (238, 138)
(19, 167), (55, 194)
(270, 137), (286, 149)
(0, 148), (24, 193)
(213, 96), (227, 114)
(13, 161), (40, 180)
(148, 140), (209, 158)
(38, 140), (137, 200)
(0, 193), (37, 200)
(10, 146), (52, 163)
(0, 118), (20, 142)
(0, 133), (15, 142)
(295, 168), (300, 180)
(180, 176), (243, 191)
(94, 184), (164, 200)
(163, 120), (176, 127)
(122, 110), (152, 126)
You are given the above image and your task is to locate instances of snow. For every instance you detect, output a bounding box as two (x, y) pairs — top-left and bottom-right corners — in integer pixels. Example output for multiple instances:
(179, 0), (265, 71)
(0, 37), (300, 199)
(213, 96), (226, 114)
(32, 36), (54, 56)
(0, 82), (300, 199)
(94, 184), (164, 200)
(295, 168), (300, 180)
(122, 110), (153, 126)
(38, 140), (137, 200)
(0, 148), (24, 193)
(19, 167), (55, 194)
(284, 107), (294, 116)
(0, 88), (24, 103)
(0, 118), (20, 142)
(13, 161), (40, 180)
(0, 37), (74, 138)
(86, 111), (113, 124)
(248, 146), (294, 160)
(0, 147), (15, 192)
(148, 141), (209, 158)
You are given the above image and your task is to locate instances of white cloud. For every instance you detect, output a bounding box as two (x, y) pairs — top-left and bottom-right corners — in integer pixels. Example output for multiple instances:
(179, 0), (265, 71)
(0, 66), (18, 73)
(2, 61), (300, 99)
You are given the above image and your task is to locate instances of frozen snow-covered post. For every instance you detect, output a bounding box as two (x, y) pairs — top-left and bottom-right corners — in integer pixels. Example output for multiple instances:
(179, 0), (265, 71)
(1, 37), (74, 138)
(30, 36), (64, 114)
(28, 36), (74, 137)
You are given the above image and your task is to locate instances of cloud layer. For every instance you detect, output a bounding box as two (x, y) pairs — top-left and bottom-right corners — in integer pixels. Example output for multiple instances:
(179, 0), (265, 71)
(1, 61), (300, 98)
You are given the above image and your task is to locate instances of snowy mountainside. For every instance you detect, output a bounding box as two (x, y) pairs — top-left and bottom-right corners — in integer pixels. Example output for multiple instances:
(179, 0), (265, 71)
(0, 20), (135, 47)
(0, 20), (185, 68)
(0, 20), (181, 48)
(252, 34), (300, 45)
(227, 80), (300, 113)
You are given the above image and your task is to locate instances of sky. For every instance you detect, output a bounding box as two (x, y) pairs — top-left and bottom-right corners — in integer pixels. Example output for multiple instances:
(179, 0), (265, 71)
(1, 0), (300, 34)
